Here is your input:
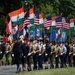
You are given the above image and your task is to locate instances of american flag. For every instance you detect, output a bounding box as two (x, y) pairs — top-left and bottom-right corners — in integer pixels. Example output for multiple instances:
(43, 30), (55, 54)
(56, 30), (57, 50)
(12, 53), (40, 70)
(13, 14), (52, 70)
(44, 19), (47, 28)
(34, 12), (39, 26)
(44, 16), (52, 28)
(18, 11), (30, 31)
(23, 11), (29, 26)
(63, 18), (70, 29)
(56, 16), (62, 28)
(23, 18), (29, 26)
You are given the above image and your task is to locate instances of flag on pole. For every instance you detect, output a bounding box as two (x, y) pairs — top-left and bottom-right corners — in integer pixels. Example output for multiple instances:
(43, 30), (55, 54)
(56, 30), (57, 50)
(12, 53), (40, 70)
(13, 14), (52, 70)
(19, 26), (28, 42)
(29, 7), (34, 24)
(56, 28), (61, 39)
(57, 32), (67, 42)
(12, 25), (18, 39)
(35, 29), (43, 39)
(39, 14), (44, 28)
(49, 30), (56, 42)
(29, 30), (36, 38)
(51, 16), (56, 31)
(44, 19), (47, 28)
(63, 18), (70, 30)
(29, 8), (35, 30)
(5, 16), (11, 34)
(3, 35), (7, 44)
(44, 16), (52, 29)
(56, 16), (62, 28)
(24, 11), (29, 25)
(62, 17), (66, 26)
(70, 18), (74, 36)
(8, 7), (24, 25)
(34, 12), (39, 26)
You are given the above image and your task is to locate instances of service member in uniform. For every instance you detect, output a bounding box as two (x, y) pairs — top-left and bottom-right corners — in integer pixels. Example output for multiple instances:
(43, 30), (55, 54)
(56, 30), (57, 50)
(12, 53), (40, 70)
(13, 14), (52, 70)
(50, 42), (56, 69)
(22, 39), (29, 71)
(27, 40), (33, 71)
(38, 40), (45, 70)
(5, 41), (11, 65)
(65, 42), (70, 67)
(45, 41), (51, 69)
(68, 44), (73, 67)
(12, 38), (23, 73)
(72, 44), (75, 67)
(32, 40), (40, 70)
(55, 43), (60, 68)
(0, 42), (3, 65)
(60, 43), (67, 68)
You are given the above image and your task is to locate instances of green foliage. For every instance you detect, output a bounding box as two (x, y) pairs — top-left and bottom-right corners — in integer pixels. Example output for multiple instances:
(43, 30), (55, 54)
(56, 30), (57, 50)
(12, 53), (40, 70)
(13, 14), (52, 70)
(0, 0), (75, 35)
(0, 16), (5, 35)
(13, 68), (75, 75)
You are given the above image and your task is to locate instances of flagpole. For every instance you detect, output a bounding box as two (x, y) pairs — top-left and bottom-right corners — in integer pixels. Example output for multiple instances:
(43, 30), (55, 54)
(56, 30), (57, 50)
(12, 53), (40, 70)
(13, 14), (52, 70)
(51, 25), (52, 43)
(69, 29), (70, 43)
(61, 24), (63, 43)
(17, 24), (19, 38)
(43, 28), (45, 44)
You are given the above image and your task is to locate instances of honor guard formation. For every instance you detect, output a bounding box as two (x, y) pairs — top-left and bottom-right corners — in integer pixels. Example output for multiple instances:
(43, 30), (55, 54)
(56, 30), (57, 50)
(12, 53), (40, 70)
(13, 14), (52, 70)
(0, 38), (75, 73)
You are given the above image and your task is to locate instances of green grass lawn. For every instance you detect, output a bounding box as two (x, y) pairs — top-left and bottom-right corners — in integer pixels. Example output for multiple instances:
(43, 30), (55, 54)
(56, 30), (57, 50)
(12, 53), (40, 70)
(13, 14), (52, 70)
(13, 68), (75, 75)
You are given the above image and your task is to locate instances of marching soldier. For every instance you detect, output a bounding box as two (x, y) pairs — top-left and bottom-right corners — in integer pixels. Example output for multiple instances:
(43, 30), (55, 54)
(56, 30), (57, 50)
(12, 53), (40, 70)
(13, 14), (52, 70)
(0, 43), (3, 65)
(21, 39), (28, 71)
(55, 43), (60, 68)
(38, 40), (45, 70)
(65, 42), (70, 67)
(0, 42), (2, 60)
(12, 38), (23, 73)
(50, 43), (56, 69)
(5, 41), (11, 65)
(11, 39), (17, 65)
(32, 40), (40, 70)
(0, 42), (6, 65)
(45, 41), (51, 69)
(27, 40), (33, 71)
(60, 43), (67, 68)
(68, 44), (73, 67)
(72, 44), (75, 67)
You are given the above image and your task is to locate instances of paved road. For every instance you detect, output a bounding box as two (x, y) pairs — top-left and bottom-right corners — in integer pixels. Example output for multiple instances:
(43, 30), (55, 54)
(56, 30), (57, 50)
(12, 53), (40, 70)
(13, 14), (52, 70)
(0, 65), (16, 75)
(0, 64), (55, 75)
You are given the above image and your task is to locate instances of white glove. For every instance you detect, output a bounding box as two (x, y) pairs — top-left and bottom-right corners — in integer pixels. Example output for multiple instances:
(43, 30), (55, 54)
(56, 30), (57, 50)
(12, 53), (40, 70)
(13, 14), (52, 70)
(28, 53), (31, 56)
(55, 55), (58, 57)
(45, 53), (48, 56)
(12, 54), (14, 57)
(39, 53), (41, 56)
(61, 53), (63, 55)
(69, 53), (71, 55)
(0, 51), (2, 54)
(24, 56), (26, 58)
(33, 51), (36, 54)
(51, 52), (52, 54)
(6, 51), (9, 53)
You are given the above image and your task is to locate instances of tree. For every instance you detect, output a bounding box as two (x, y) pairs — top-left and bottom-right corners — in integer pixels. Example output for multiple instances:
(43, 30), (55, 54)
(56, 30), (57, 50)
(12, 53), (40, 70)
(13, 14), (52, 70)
(0, 0), (75, 35)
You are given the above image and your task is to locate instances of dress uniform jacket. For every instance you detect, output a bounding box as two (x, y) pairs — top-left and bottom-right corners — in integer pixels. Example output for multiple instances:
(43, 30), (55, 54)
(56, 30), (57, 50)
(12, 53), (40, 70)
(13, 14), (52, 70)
(22, 43), (29, 63)
(12, 42), (23, 64)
